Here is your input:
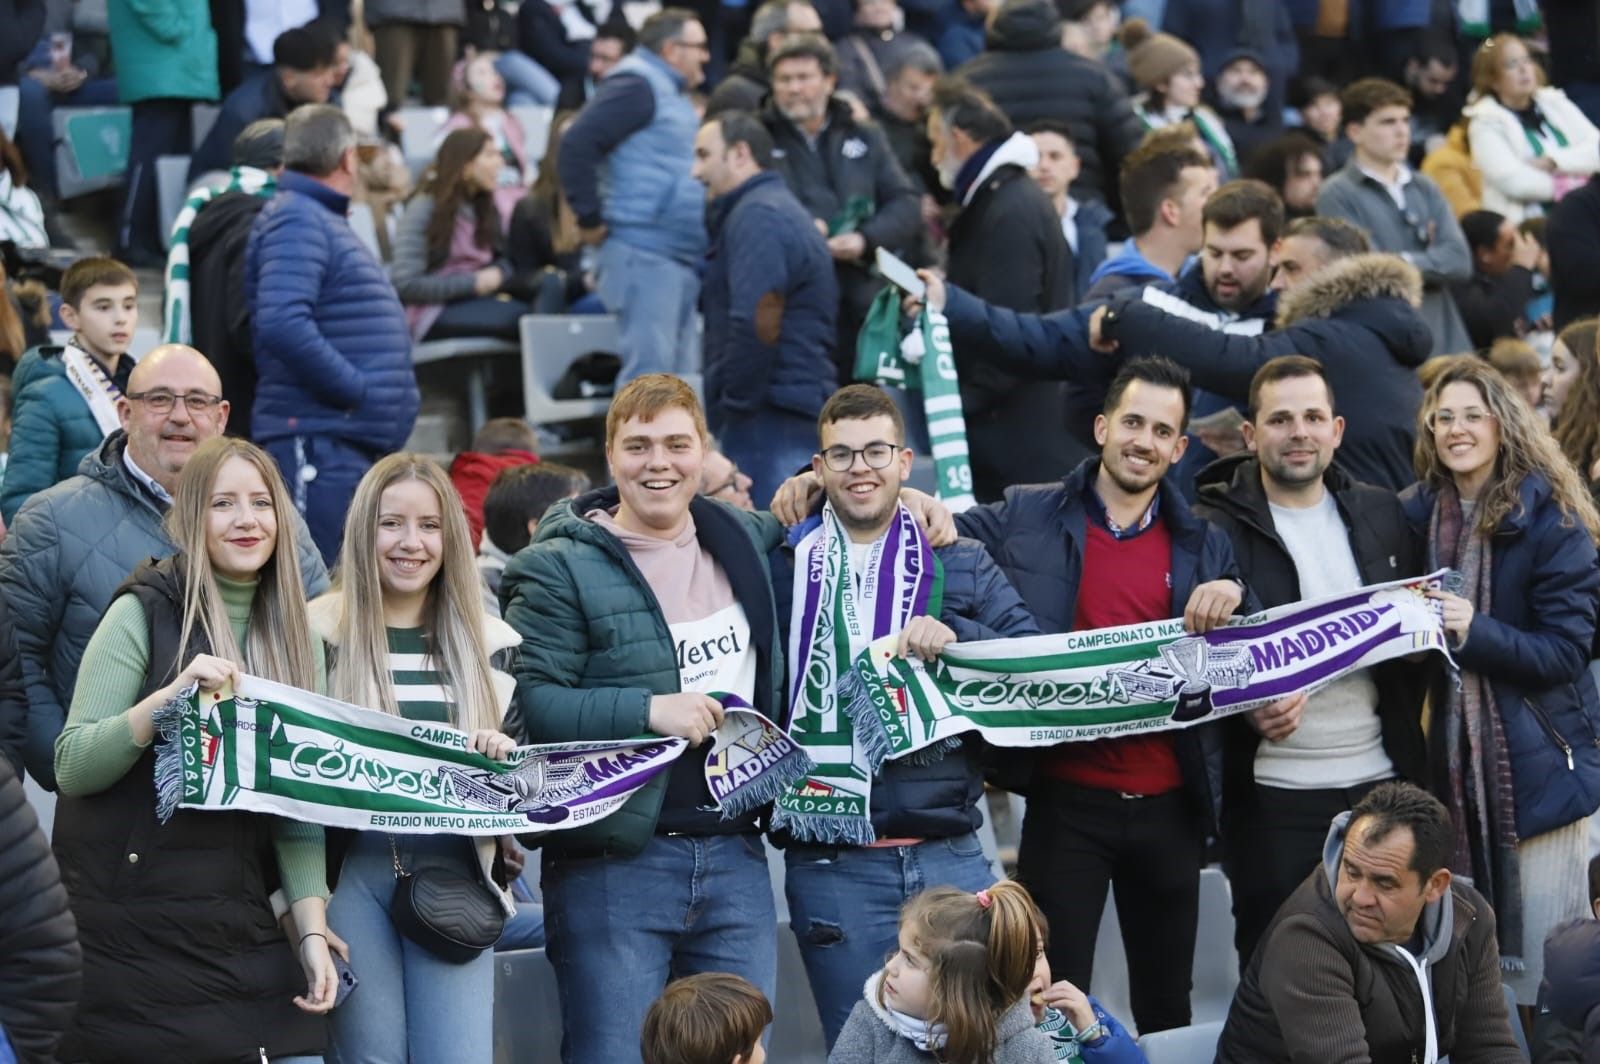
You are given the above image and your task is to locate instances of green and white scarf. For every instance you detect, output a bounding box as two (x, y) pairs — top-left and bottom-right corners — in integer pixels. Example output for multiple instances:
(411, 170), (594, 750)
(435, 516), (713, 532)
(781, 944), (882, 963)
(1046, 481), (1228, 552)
(162, 165), (276, 345)
(771, 502), (944, 844)
(151, 675), (810, 835)
(855, 285), (977, 512)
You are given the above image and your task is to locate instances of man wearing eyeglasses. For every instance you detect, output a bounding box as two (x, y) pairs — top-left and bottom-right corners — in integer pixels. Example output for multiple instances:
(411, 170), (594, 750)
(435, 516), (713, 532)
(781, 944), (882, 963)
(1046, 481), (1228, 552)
(0, 344), (329, 792)
(772, 383), (1038, 1046)
(557, 8), (711, 385)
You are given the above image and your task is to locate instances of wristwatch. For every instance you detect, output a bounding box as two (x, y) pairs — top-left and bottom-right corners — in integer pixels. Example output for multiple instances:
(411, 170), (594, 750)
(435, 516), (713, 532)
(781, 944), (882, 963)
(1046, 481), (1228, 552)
(1073, 1021), (1107, 1046)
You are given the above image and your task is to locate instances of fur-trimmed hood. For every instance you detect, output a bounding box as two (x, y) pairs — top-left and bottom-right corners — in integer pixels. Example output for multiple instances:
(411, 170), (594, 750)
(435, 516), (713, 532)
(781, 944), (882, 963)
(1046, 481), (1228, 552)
(1276, 253), (1424, 327)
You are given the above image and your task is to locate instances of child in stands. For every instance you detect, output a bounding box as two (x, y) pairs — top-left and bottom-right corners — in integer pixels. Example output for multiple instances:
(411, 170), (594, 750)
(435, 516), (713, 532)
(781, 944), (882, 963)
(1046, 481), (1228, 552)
(1025, 909), (1145, 1062)
(641, 972), (772, 1064)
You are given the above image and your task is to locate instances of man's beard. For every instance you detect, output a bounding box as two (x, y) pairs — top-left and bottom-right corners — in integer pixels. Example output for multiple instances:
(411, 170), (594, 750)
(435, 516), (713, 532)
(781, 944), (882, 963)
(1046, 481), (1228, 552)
(779, 100), (826, 127)
(1219, 86), (1269, 113)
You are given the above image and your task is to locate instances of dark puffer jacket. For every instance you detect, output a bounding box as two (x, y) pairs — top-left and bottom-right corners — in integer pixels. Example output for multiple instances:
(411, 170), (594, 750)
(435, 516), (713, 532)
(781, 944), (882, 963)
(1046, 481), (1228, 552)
(0, 432), (329, 790)
(0, 595), (25, 777)
(499, 490), (787, 856)
(0, 757), (80, 1064)
(957, 0), (1142, 210)
(1401, 474), (1600, 840)
(244, 171), (419, 452)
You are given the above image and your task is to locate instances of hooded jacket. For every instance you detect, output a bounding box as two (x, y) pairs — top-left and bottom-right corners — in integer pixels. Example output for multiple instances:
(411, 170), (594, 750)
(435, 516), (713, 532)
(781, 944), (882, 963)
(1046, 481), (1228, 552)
(958, 0), (1143, 211)
(0, 431), (330, 790)
(1217, 810), (1525, 1063)
(1542, 917), (1600, 1062)
(1082, 239), (1173, 302)
(1463, 87), (1600, 224)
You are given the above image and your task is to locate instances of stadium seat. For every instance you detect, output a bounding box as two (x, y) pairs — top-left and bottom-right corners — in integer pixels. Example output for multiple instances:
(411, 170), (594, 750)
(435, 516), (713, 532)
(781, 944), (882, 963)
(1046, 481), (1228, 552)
(1136, 1019), (1225, 1064)
(508, 104), (555, 168)
(190, 103), (220, 150)
(413, 336), (520, 437)
(518, 314), (619, 444)
(397, 105), (449, 177)
(52, 105), (132, 198)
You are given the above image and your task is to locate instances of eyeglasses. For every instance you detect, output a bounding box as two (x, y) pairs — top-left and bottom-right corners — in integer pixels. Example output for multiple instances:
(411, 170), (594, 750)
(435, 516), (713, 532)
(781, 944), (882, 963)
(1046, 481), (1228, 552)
(820, 442), (899, 472)
(702, 465), (746, 497)
(126, 390), (223, 415)
(1427, 408), (1497, 432)
(672, 36), (711, 54)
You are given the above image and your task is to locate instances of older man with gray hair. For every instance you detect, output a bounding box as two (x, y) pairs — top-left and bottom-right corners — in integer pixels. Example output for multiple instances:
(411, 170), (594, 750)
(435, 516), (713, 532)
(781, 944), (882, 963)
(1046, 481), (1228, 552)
(245, 103), (419, 564)
(0, 345), (330, 791)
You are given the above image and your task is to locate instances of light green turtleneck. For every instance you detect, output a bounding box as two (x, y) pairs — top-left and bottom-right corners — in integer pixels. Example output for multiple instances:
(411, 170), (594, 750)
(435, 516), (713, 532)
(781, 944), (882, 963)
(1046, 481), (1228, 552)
(56, 573), (330, 902)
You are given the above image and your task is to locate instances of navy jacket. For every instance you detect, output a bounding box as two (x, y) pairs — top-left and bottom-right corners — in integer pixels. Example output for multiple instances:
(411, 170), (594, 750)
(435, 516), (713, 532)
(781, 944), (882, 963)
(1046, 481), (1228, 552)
(1401, 475), (1600, 840)
(953, 457), (1253, 829)
(702, 171), (838, 426)
(774, 526), (1040, 841)
(244, 171), (418, 452)
(188, 70), (293, 184)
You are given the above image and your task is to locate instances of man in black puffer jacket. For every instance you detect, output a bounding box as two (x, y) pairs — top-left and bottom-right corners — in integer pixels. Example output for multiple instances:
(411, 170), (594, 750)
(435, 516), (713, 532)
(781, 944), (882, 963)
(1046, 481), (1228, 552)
(0, 756), (81, 1064)
(959, 0), (1142, 216)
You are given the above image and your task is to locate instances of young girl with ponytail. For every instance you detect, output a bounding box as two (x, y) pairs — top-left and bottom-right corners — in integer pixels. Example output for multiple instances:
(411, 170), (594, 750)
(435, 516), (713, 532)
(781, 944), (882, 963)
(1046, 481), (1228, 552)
(830, 880), (1057, 1064)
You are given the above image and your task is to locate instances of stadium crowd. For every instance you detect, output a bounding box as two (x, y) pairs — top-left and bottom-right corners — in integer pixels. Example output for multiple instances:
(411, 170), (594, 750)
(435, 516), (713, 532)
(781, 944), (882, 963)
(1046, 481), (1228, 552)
(3, 0), (1600, 1061)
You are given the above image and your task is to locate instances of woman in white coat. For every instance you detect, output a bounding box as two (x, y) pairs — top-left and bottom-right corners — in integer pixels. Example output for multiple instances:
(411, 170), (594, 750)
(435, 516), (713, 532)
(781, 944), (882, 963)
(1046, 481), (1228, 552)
(1464, 34), (1600, 223)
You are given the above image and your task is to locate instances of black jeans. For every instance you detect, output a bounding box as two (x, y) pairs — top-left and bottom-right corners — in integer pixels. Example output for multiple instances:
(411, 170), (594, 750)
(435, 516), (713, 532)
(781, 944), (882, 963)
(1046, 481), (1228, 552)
(1222, 779), (1388, 967)
(119, 98), (193, 263)
(1015, 781), (1204, 1035)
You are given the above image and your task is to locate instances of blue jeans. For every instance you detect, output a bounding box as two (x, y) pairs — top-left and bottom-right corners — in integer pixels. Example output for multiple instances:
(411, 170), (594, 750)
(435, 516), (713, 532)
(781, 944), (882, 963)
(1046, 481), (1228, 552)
(716, 405), (818, 514)
(495, 900), (547, 950)
(263, 435), (377, 567)
(784, 832), (995, 1047)
(495, 50), (560, 107)
(15, 74), (120, 199)
(541, 833), (778, 1064)
(595, 240), (701, 383)
(327, 833), (494, 1064)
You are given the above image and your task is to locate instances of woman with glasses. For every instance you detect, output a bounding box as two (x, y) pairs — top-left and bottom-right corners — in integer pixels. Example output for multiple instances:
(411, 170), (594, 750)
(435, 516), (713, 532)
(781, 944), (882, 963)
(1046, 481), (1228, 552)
(1464, 34), (1600, 224)
(1403, 357), (1600, 1005)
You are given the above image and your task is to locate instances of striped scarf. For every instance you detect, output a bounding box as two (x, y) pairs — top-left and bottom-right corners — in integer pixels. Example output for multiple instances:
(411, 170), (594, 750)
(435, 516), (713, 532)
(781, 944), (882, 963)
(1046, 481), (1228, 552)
(162, 166), (277, 345)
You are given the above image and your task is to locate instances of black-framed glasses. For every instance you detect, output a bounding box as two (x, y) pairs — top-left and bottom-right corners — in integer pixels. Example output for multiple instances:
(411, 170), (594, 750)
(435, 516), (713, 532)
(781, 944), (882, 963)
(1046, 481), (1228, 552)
(702, 465), (746, 497)
(820, 442), (899, 472)
(125, 390), (223, 415)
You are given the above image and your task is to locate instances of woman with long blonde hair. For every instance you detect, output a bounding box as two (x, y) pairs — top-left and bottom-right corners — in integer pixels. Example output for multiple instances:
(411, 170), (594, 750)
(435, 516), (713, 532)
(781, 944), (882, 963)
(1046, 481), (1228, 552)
(52, 437), (336, 1063)
(315, 453), (521, 1064)
(1546, 319), (1600, 487)
(1404, 357), (1600, 1004)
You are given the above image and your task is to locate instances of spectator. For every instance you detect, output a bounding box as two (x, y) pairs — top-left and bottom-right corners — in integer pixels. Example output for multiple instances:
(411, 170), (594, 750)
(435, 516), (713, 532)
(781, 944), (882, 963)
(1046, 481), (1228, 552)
(449, 416), (540, 552)
(707, 0), (825, 116)
(164, 119), (286, 441)
(1083, 133), (1215, 300)
(1216, 783), (1526, 1062)
(188, 21), (340, 185)
(1196, 356), (1425, 966)
(0, 754), (80, 1064)
(438, 54), (534, 223)
(699, 446), (755, 509)
(0, 344), (329, 792)
(12, 6), (118, 212)
(1539, 858), (1600, 1063)
(935, 0), (991, 70)
(1244, 130), (1323, 217)
(1290, 74), (1349, 169)
(761, 34), (921, 379)
(1, 256), (138, 524)
(1489, 337), (1544, 411)
(246, 104), (420, 564)
(367, 0), (464, 107)
(1544, 0), (1600, 126)
(515, 0), (621, 109)
(53, 437), (335, 1062)
(834, 0), (932, 115)
(563, 19), (634, 110)
(872, 41), (943, 198)
(1549, 168), (1600, 331)
(1058, 0), (1124, 72)
(479, 460), (589, 607)
(1404, 357), (1600, 1003)
(107, 0), (218, 267)
(1546, 319), (1600, 491)
(1402, 31), (1463, 163)
(1317, 77), (1474, 357)
(640, 973), (772, 1064)
(1161, 0), (1299, 110)
(1420, 122), (1483, 219)
(1464, 34), (1600, 224)
(314, 454), (521, 1064)
(1122, 18), (1236, 177)
(390, 127), (529, 345)
(1452, 208), (1544, 351)
(557, 9), (711, 383)
(929, 78), (1077, 500)
(1211, 49), (1284, 168)
(508, 111), (604, 314)
(694, 111), (837, 505)
(499, 375), (789, 1064)
(1028, 120), (1112, 301)
(959, 0), (1144, 212)
(212, 0), (318, 93)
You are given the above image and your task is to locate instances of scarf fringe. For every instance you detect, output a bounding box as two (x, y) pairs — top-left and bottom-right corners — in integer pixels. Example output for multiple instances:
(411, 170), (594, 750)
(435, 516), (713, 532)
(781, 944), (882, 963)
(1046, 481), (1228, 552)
(716, 744), (816, 819)
(838, 666), (896, 771)
(769, 806), (879, 846)
(151, 683), (199, 824)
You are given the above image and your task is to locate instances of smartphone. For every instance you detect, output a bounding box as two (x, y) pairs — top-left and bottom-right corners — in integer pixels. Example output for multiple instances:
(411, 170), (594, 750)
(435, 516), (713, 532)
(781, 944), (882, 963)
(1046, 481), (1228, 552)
(49, 32), (72, 70)
(875, 246), (925, 300)
(332, 952), (358, 1007)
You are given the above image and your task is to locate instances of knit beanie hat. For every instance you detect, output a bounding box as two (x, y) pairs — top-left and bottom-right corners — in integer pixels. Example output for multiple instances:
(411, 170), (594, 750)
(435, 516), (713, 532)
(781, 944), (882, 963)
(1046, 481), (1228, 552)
(1120, 17), (1200, 91)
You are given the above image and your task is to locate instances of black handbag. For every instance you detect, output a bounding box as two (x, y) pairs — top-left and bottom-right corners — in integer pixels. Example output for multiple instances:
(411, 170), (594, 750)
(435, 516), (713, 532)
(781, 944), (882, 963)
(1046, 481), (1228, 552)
(386, 836), (506, 964)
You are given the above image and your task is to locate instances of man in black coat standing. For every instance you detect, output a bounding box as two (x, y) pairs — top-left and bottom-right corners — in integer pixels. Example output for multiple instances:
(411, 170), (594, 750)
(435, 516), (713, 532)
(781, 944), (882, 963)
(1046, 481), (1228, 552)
(928, 77), (1081, 500)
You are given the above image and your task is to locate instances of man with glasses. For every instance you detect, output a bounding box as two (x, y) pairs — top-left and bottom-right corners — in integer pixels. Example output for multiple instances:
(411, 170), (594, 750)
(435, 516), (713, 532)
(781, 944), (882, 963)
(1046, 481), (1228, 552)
(700, 446), (756, 509)
(773, 383), (1037, 1046)
(0, 345), (329, 791)
(558, 8), (711, 384)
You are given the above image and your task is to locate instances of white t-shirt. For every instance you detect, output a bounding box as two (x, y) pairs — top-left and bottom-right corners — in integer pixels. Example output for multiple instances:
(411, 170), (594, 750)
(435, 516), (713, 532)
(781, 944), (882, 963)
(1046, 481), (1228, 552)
(1254, 491), (1394, 790)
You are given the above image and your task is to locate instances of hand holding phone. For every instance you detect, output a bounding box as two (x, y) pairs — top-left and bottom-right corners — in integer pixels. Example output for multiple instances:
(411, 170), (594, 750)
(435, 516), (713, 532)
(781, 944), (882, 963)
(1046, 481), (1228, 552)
(332, 951), (358, 1008)
(875, 246), (925, 300)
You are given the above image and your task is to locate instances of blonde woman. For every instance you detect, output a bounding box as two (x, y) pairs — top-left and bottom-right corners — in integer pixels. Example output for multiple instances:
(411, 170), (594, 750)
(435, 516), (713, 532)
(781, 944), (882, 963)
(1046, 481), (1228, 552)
(1463, 34), (1600, 222)
(52, 437), (335, 1063)
(1402, 358), (1600, 1004)
(315, 453), (520, 1064)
